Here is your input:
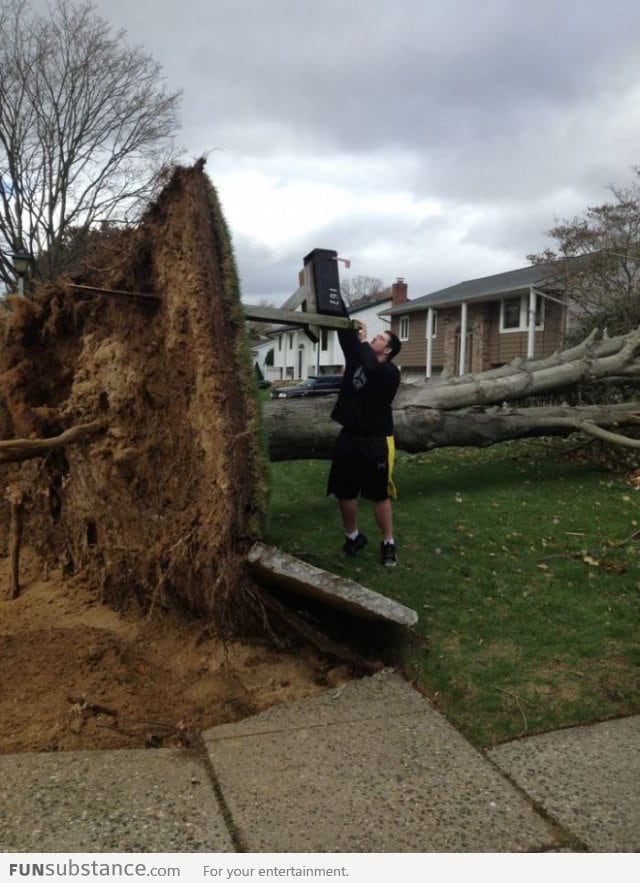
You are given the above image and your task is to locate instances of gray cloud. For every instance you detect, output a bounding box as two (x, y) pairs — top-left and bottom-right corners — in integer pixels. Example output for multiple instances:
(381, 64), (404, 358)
(32, 0), (640, 301)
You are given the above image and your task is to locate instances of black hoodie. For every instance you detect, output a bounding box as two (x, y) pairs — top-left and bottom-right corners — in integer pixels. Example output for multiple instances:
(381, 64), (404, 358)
(330, 327), (400, 436)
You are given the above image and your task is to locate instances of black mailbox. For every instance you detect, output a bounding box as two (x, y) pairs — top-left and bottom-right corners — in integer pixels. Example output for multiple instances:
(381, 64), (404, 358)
(303, 248), (345, 316)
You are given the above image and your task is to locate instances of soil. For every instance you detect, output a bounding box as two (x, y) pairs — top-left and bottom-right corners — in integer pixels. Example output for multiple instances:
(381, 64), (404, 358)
(0, 549), (336, 755)
(0, 164), (352, 757)
(0, 163), (268, 623)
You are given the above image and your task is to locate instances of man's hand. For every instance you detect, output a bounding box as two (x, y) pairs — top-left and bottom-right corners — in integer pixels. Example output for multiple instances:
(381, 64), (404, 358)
(356, 321), (368, 342)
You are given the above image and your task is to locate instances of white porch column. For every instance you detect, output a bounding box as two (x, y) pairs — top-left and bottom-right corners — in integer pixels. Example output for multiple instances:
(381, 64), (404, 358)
(425, 308), (434, 378)
(527, 287), (537, 359)
(458, 301), (468, 376)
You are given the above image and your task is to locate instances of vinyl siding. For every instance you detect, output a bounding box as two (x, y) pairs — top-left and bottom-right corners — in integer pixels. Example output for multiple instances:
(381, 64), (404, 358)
(487, 300), (565, 365)
(391, 299), (566, 374)
(391, 312), (445, 370)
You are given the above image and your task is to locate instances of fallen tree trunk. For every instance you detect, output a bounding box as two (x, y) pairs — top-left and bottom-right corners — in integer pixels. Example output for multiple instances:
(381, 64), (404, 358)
(401, 327), (640, 411)
(264, 398), (640, 460)
(265, 325), (640, 460)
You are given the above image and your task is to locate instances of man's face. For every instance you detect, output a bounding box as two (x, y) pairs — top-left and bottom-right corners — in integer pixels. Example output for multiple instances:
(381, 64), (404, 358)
(370, 332), (391, 358)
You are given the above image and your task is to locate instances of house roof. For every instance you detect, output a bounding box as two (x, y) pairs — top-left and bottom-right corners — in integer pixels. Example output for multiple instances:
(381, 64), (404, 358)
(348, 295), (392, 315)
(250, 338), (276, 354)
(384, 262), (568, 316)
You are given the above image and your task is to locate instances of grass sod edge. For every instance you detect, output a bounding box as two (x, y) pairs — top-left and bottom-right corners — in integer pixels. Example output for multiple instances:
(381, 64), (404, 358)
(265, 438), (640, 748)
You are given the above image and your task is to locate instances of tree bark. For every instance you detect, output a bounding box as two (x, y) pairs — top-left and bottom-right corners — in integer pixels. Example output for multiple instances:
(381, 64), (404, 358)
(397, 326), (640, 411)
(265, 326), (640, 460)
(264, 398), (640, 460)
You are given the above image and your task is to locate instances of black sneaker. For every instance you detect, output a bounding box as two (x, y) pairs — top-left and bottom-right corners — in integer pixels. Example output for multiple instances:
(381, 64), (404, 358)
(343, 532), (368, 557)
(380, 541), (397, 567)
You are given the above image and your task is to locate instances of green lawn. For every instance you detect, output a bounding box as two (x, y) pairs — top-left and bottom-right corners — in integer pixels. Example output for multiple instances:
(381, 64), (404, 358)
(265, 439), (640, 747)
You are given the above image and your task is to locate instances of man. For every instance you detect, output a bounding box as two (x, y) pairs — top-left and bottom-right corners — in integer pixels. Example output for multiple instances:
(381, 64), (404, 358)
(327, 313), (402, 567)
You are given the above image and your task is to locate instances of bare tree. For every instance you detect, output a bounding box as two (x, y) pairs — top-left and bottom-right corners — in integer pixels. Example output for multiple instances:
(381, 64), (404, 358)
(0, 0), (182, 288)
(528, 169), (640, 337)
(340, 274), (388, 307)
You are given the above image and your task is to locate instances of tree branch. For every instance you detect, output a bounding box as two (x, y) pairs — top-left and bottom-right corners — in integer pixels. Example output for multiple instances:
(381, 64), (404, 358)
(577, 420), (640, 449)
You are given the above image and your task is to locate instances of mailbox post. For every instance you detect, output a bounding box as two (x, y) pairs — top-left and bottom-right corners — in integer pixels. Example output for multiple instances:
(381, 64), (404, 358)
(242, 247), (355, 340)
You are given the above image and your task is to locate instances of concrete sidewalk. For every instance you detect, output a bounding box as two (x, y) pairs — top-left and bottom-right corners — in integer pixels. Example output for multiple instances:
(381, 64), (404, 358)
(1, 670), (638, 853)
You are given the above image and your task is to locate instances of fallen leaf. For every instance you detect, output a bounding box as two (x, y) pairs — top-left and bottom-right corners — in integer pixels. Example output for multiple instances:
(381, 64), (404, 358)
(600, 561), (627, 574)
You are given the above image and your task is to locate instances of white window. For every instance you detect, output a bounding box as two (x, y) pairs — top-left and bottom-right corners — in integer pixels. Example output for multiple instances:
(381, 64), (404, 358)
(499, 295), (544, 332)
(501, 296), (522, 330)
(399, 316), (409, 341)
(425, 311), (438, 338)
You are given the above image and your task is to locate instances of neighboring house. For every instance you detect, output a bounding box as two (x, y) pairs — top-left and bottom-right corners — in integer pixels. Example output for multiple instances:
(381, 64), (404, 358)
(384, 264), (572, 381)
(250, 338), (279, 383)
(267, 292), (397, 381)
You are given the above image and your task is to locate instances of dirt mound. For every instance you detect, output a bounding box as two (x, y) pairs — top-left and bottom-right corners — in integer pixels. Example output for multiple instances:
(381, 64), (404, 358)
(0, 163), (266, 625)
(0, 550), (334, 754)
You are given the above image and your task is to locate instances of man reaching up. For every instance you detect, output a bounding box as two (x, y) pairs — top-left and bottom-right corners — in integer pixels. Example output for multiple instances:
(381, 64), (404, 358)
(327, 315), (402, 567)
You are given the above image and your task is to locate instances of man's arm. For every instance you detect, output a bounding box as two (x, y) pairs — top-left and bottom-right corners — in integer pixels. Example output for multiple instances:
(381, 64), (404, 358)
(353, 322), (386, 375)
(335, 299), (387, 378)
(335, 294), (361, 369)
(337, 326), (362, 370)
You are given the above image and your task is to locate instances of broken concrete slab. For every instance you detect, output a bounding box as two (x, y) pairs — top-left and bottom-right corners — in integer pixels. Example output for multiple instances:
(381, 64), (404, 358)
(203, 670), (559, 852)
(489, 715), (640, 852)
(0, 749), (234, 852)
(247, 541), (418, 627)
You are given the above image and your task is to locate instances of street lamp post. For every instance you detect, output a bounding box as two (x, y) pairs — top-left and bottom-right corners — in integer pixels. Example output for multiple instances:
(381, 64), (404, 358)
(12, 251), (33, 296)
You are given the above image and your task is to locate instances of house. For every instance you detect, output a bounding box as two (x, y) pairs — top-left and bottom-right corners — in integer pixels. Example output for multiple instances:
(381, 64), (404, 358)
(266, 291), (400, 381)
(250, 338), (279, 383)
(384, 263), (572, 381)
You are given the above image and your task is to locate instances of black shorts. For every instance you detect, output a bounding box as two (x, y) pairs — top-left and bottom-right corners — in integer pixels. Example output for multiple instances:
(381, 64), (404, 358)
(327, 430), (392, 502)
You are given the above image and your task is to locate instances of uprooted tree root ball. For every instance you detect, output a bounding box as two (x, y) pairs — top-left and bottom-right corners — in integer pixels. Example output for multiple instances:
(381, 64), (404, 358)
(0, 163), (376, 754)
(0, 162), (268, 632)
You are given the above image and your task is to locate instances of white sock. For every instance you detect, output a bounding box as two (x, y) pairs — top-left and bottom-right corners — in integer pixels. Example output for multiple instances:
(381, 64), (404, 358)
(346, 530), (360, 540)
(383, 537), (395, 545)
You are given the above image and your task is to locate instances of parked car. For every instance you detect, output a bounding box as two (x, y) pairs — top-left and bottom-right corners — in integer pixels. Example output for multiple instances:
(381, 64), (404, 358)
(270, 374), (343, 400)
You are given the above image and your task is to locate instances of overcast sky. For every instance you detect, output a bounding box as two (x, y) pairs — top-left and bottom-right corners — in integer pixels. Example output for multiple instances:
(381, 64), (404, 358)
(83, 0), (640, 304)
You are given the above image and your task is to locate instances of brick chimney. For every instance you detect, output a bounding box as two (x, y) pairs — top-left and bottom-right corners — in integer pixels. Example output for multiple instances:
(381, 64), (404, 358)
(391, 277), (408, 306)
